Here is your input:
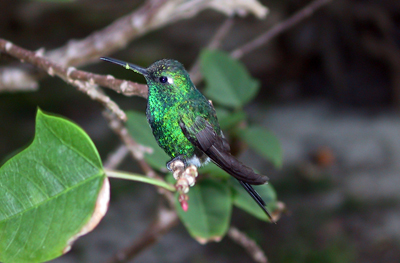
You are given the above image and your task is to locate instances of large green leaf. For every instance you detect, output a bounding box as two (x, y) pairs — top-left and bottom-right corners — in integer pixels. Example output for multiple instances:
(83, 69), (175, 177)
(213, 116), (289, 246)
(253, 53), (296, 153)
(126, 111), (169, 170)
(201, 49), (260, 108)
(239, 125), (283, 168)
(0, 110), (107, 263)
(176, 178), (232, 243)
(230, 179), (277, 222)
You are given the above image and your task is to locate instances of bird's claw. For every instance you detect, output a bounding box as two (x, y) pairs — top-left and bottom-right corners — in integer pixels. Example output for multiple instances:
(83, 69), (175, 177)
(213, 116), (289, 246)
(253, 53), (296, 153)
(170, 160), (199, 212)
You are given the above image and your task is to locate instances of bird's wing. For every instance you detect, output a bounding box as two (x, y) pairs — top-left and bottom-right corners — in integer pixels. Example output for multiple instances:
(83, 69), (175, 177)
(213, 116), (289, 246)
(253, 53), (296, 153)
(179, 116), (268, 185)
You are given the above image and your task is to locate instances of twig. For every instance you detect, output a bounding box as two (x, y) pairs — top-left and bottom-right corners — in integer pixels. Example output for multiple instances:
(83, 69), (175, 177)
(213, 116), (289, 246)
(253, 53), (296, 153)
(105, 206), (179, 263)
(231, 0), (333, 59)
(228, 226), (268, 263)
(189, 17), (235, 84)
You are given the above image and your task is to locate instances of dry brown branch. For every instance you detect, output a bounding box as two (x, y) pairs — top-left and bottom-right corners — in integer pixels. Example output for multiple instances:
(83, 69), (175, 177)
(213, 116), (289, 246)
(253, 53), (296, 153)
(231, 0), (333, 59)
(105, 206), (179, 263)
(228, 226), (268, 263)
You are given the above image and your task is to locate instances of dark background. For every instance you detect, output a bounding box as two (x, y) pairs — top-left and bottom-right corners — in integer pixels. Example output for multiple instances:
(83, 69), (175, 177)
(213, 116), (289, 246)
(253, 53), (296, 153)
(1, 0), (400, 262)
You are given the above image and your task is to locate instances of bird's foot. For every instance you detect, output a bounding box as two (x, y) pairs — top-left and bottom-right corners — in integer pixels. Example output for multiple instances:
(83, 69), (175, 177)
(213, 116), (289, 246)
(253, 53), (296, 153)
(169, 160), (198, 212)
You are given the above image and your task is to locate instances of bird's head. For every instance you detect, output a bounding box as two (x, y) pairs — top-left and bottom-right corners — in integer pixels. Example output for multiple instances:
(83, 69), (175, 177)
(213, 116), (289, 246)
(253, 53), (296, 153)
(101, 57), (193, 94)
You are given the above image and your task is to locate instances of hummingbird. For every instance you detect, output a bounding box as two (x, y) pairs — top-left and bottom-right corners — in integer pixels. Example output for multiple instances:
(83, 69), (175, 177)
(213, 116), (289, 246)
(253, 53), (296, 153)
(101, 57), (274, 222)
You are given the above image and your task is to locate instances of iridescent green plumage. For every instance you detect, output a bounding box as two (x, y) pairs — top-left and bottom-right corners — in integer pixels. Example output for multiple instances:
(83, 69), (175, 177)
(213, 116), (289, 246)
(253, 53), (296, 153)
(101, 57), (273, 222)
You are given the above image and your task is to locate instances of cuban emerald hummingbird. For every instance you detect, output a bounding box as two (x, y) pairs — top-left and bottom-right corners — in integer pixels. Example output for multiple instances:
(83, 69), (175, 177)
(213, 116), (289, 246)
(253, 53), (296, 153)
(101, 57), (274, 222)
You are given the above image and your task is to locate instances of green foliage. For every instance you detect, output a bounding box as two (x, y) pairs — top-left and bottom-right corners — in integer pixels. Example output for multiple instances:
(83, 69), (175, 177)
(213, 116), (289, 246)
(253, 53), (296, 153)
(201, 49), (260, 109)
(0, 110), (105, 263)
(175, 178), (232, 243)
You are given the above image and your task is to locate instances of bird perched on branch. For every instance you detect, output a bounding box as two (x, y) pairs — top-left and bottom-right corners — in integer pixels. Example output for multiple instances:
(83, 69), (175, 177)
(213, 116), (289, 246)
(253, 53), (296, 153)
(101, 57), (274, 222)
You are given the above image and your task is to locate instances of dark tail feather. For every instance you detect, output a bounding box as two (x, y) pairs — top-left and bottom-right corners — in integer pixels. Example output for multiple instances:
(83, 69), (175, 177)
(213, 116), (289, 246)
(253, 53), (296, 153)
(239, 180), (275, 223)
(179, 117), (269, 185)
(206, 146), (269, 185)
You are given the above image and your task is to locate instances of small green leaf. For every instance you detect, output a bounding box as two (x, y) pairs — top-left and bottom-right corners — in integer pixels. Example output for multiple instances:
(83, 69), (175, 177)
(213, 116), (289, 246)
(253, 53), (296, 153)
(126, 111), (169, 170)
(0, 109), (106, 263)
(215, 107), (247, 130)
(200, 49), (260, 108)
(176, 178), (232, 243)
(239, 126), (283, 168)
(230, 179), (277, 222)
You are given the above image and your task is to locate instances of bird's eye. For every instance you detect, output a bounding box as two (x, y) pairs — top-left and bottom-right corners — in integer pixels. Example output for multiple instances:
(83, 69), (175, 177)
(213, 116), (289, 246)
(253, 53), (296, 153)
(159, 76), (168, 83)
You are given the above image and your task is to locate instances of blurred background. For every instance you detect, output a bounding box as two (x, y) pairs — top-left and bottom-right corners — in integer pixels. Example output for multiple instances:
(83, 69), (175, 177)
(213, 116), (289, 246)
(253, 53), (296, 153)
(1, 0), (400, 262)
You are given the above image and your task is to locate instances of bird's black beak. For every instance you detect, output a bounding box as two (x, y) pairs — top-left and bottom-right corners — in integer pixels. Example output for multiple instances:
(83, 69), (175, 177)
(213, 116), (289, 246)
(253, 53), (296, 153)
(100, 57), (148, 76)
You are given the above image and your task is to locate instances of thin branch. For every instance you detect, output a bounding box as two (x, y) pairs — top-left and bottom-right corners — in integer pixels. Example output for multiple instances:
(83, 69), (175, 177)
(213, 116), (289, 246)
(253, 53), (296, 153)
(228, 226), (268, 263)
(105, 206), (179, 263)
(189, 17), (235, 84)
(231, 0), (333, 59)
